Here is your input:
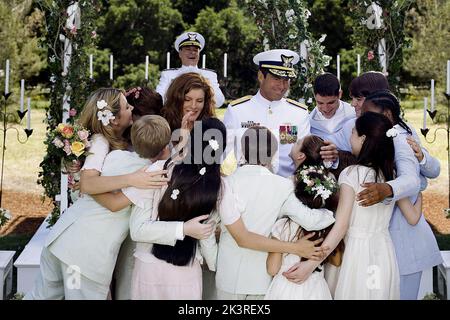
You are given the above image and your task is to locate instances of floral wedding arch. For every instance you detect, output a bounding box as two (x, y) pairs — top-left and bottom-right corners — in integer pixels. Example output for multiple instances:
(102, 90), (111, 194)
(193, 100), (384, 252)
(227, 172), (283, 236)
(246, 0), (331, 107)
(37, 1), (412, 226)
(349, 0), (413, 92)
(37, 1), (99, 226)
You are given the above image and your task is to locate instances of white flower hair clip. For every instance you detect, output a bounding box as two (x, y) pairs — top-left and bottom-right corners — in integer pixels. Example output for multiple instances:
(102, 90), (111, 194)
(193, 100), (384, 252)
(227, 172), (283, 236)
(209, 139), (219, 151)
(386, 128), (399, 138)
(97, 99), (108, 110)
(170, 189), (180, 200)
(199, 167), (206, 175)
(97, 109), (116, 126)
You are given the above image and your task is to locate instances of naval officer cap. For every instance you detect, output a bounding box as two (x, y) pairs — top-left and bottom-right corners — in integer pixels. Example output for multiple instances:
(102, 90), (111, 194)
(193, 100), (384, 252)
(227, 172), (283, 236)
(174, 32), (205, 52)
(253, 49), (300, 79)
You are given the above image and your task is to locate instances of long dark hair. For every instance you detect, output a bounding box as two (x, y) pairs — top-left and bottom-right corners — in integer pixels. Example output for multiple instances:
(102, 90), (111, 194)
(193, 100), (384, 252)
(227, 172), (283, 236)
(151, 118), (226, 266)
(364, 90), (412, 135)
(125, 86), (163, 117)
(291, 135), (341, 270)
(355, 112), (395, 182)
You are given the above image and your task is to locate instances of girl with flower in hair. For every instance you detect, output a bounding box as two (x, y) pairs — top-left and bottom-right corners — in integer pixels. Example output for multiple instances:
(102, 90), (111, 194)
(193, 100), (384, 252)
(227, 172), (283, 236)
(129, 118), (225, 300)
(75, 88), (213, 299)
(214, 126), (335, 300)
(284, 112), (402, 299)
(265, 165), (339, 300)
(78, 88), (168, 195)
(361, 90), (442, 300)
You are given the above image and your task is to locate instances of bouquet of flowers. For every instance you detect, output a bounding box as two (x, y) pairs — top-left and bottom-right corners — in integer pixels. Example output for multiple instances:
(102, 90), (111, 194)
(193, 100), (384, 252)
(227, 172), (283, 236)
(50, 123), (91, 201)
(50, 123), (91, 164)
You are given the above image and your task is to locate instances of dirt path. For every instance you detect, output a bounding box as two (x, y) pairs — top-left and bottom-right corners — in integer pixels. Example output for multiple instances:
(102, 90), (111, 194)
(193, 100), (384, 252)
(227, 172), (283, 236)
(0, 189), (53, 236)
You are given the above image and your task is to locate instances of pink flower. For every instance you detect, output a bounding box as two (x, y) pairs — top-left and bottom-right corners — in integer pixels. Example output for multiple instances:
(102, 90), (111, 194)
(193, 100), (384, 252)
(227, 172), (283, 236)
(83, 139), (91, 148)
(91, 31), (97, 38)
(63, 144), (72, 156)
(69, 108), (77, 117)
(367, 51), (375, 61)
(70, 26), (77, 35)
(77, 130), (89, 141)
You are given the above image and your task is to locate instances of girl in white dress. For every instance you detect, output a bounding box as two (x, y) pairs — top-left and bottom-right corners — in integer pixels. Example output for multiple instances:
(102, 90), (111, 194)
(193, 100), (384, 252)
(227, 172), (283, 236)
(265, 164), (340, 300)
(283, 112), (406, 299)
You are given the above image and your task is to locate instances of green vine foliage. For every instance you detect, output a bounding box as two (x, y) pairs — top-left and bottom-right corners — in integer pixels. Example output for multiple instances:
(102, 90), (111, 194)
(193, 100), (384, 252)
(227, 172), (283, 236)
(349, 0), (413, 93)
(245, 0), (331, 108)
(37, 0), (100, 226)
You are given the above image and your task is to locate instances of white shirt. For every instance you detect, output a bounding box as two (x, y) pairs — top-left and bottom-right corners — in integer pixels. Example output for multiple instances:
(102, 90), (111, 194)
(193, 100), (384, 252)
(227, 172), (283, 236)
(81, 134), (109, 172)
(156, 65), (225, 107)
(215, 165), (335, 295)
(223, 90), (310, 177)
(309, 100), (355, 142)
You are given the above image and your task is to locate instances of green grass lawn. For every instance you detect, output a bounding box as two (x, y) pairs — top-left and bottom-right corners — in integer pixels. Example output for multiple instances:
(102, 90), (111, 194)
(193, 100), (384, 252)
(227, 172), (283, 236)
(0, 108), (48, 194)
(0, 101), (449, 298)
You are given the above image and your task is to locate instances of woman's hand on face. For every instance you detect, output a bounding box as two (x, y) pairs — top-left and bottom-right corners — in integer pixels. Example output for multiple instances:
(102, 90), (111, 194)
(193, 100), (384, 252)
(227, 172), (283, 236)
(406, 136), (424, 162)
(128, 166), (169, 189)
(181, 111), (197, 131)
(184, 215), (215, 240)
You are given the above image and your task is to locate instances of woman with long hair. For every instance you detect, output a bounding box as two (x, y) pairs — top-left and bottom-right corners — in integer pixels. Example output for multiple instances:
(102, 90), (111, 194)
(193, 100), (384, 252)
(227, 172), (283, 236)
(161, 72), (215, 132)
(284, 112), (401, 299)
(361, 90), (443, 300)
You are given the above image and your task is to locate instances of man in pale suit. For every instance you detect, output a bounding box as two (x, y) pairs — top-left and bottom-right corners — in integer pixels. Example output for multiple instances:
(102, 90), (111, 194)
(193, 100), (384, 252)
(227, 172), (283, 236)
(156, 31), (225, 107)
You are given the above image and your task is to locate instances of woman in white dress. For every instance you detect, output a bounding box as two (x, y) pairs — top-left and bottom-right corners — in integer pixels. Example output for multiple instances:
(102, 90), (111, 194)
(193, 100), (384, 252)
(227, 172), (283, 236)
(283, 112), (403, 299)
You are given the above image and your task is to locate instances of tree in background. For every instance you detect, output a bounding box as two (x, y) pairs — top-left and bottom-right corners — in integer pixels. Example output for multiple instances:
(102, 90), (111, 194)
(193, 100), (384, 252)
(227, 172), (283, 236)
(404, 0), (450, 92)
(306, 0), (355, 97)
(173, 0), (230, 24)
(245, 0), (331, 107)
(349, 0), (414, 94)
(193, 1), (262, 99)
(0, 1), (45, 93)
(94, 0), (185, 87)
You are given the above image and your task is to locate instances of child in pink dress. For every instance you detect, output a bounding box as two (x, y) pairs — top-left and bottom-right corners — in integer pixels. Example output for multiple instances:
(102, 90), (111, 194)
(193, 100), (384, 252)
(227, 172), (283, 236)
(130, 118), (224, 299)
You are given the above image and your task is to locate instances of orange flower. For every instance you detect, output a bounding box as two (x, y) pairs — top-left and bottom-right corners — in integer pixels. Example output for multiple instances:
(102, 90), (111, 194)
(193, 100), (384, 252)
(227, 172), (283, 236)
(61, 125), (74, 139)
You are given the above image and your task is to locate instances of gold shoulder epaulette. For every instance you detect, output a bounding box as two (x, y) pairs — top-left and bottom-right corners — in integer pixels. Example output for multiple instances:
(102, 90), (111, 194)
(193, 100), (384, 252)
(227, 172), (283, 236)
(286, 98), (307, 110)
(230, 95), (252, 107)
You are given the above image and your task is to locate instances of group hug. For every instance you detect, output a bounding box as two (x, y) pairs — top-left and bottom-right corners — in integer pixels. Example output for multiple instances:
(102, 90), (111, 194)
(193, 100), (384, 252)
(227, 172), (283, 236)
(25, 31), (442, 300)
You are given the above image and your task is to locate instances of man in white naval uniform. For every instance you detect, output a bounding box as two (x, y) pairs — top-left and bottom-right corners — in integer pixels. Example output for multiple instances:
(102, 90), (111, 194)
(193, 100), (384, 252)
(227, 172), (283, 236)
(156, 31), (225, 108)
(223, 49), (337, 178)
(309, 73), (355, 142)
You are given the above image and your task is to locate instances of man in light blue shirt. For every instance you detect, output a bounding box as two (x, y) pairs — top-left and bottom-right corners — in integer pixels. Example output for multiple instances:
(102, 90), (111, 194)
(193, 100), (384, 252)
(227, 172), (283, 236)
(309, 73), (355, 143)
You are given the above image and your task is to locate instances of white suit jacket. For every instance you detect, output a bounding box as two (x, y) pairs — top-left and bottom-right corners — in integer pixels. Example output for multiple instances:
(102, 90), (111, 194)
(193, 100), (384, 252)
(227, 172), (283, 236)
(45, 151), (150, 285)
(156, 65), (225, 107)
(215, 165), (335, 295)
(223, 91), (310, 178)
